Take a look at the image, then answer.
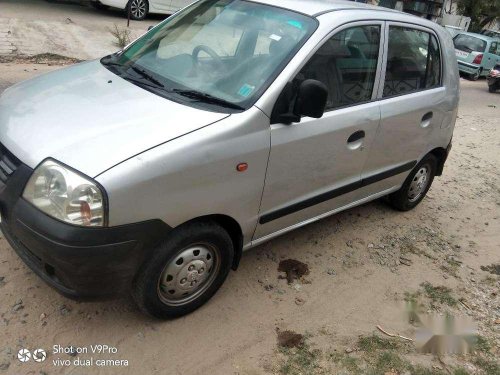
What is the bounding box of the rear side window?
[295,25,381,110]
[453,34,487,53]
[383,26,441,97]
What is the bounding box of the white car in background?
[91,0,192,20]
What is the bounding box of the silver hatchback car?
[0,0,458,318]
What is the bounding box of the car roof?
[250,0,401,17]
[456,31,496,42]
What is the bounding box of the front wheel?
[387,154,437,211]
[132,221,234,319]
[126,0,149,20]
[489,85,496,93]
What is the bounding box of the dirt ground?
[0,60,498,375]
[0,0,162,59]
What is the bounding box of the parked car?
[481,29,500,39]
[91,0,192,20]
[453,32,500,80]
[487,63,500,92]
[0,0,459,319]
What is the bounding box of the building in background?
[370,0,474,33]
[354,0,498,35]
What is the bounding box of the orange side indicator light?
[236,163,248,172]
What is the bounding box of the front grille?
[0,143,21,183]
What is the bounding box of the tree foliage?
[457,0,500,32]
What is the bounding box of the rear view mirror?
[294,79,328,119]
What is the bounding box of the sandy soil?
[0,63,498,375]
[0,0,162,59]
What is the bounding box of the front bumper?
[0,150,170,300]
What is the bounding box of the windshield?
[453,34,487,53]
[103,0,316,112]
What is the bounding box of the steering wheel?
[192,45,225,71]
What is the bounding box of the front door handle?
[347,130,365,143]
[421,112,433,128]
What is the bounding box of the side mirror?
[294,79,328,119]
[148,25,155,31]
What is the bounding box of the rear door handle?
[347,130,365,143]
[421,112,433,128]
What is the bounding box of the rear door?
[254,22,384,240]
[361,23,445,195]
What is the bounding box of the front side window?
[294,25,381,110]
[103,0,317,111]
[383,26,441,97]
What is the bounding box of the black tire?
[388,154,437,211]
[470,69,481,81]
[132,221,234,319]
[126,0,149,20]
[489,85,496,93]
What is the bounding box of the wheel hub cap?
[131,0,146,18]
[408,166,430,202]
[158,244,218,306]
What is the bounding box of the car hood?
[0,60,229,177]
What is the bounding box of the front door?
[254,23,384,240]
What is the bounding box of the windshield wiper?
[130,65,165,88]
[172,89,244,110]
[101,57,125,72]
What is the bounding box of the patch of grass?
[408,364,448,375]
[444,257,462,277]
[452,368,470,375]
[0,53,81,65]
[404,290,421,304]
[370,351,408,374]
[279,343,322,375]
[108,24,131,48]
[329,352,362,374]
[474,336,492,354]
[358,335,402,352]
[473,356,500,375]
[421,282,457,307]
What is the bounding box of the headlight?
[23,159,106,227]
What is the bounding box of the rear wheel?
[127,0,149,20]
[470,69,481,81]
[132,221,234,319]
[388,154,437,211]
[489,85,496,93]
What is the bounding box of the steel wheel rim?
[408,165,430,202]
[130,0,146,18]
[157,243,220,306]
